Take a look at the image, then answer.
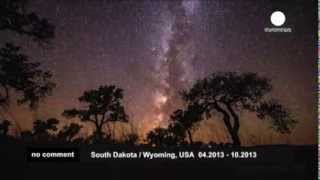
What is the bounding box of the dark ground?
[0,136,317,180]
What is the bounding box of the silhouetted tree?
[147,127,171,147]
[180,72,296,146]
[21,118,58,143]
[146,126,186,147]
[63,85,128,143]
[33,118,58,133]
[0,119,10,135]
[0,43,55,109]
[0,0,55,133]
[56,123,83,143]
[0,0,55,108]
[0,0,55,42]
[169,103,204,144]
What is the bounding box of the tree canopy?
[175,72,296,146]
[0,43,55,109]
[168,103,205,144]
[63,85,128,143]
[0,0,55,132]
[0,0,54,42]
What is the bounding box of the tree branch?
[225,102,240,131]
[213,102,233,134]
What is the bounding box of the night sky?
[1,0,317,145]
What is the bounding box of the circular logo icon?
[270,11,286,26]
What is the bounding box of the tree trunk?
[95,123,103,142]
[214,102,241,146]
[230,130,241,146]
[225,103,241,146]
[187,130,193,144]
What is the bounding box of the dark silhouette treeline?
[0,0,296,148]
[0,1,316,180]
[0,70,296,147]
[146,72,296,147]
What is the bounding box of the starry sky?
[1,0,317,145]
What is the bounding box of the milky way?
[148,0,200,130]
[0,0,316,144]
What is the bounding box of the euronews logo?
[264,11,292,33]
